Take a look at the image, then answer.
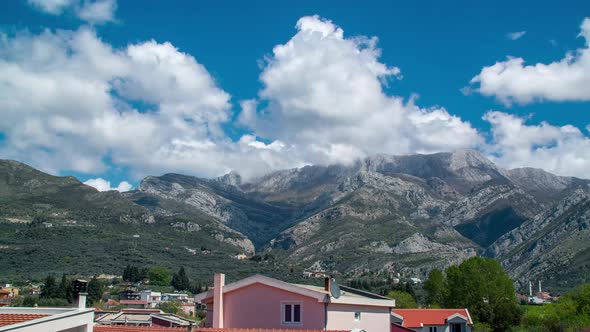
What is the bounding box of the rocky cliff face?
[2,149,589,291]
[485,186,590,291]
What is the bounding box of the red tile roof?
[392,309,473,328]
[94,327,347,332]
[120,300,148,305]
[121,309,162,314]
[0,313,47,327]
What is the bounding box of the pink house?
[195,274,396,332]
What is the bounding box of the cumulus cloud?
[28,0,74,14]
[0,26,306,180]
[76,0,117,24]
[483,111,590,178]
[2,15,589,181]
[240,15,481,166]
[506,31,526,40]
[469,18,590,105]
[28,0,116,24]
[84,178,132,192]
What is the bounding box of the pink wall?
[217,283,326,329]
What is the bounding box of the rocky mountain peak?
[215,171,242,187]
[447,149,498,172]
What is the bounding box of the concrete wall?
[326,303,391,332]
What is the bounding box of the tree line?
[122,265,204,293]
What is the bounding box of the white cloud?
[506,31,526,40]
[469,18,590,105]
[28,0,116,24]
[483,111,590,178]
[84,178,132,192]
[239,15,481,166]
[27,0,74,14]
[2,15,589,181]
[76,0,117,24]
[0,26,304,180]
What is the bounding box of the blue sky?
[1,0,589,191]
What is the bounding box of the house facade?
[391,309,473,332]
[195,273,395,332]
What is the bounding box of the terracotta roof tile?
[120,300,148,305]
[392,309,473,328]
[0,313,47,327]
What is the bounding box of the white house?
[391,309,473,332]
[0,294,94,332]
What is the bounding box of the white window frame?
[281,301,302,325]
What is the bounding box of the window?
[450,324,462,332]
[282,302,301,324]
[354,311,361,321]
[429,327,438,332]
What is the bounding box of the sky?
[1,0,589,191]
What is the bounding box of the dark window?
[450,324,462,332]
[294,304,301,322]
[285,304,292,322]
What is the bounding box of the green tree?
[149,266,172,286]
[386,290,418,308]
[87,276,104,304]
[58,274,73,303]
[22,295,38,307]
[424,268,444,307]
[171,267,190,291]
[442,257,521,332]
[160,301,183,315]
[41,274,59,299]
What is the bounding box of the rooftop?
[195,274,395,308]
[391,309,473,328]
[0,314,47,327]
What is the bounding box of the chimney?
[77,292,87,310]
[529,281,532,297]
[324,277,330,291]
[539,280,542,293]
[213,273,225,328]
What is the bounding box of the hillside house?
[195,273,395,332]
[0,291,10,307]
[139,291,161,308]
[119,300,148,309]
[391,309,473,332]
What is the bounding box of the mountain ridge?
[1,150,589,292]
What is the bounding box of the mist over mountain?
[1,149,589,292]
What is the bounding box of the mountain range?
[1,149,589,293]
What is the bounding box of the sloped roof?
[391,309,473,328]
[120,300,148,305]
[195,274,395,307]
[0,314,47,327]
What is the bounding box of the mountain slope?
[486,186,590,293]
[2,150,590,292]
[0,160,262,281]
